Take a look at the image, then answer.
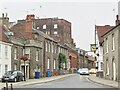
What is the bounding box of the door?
[113,61,116,81]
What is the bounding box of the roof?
[0,24,11,43]
[102,23,120,37]
[88,55,95,62]
[96,25,114,44]
[33,29,54,41]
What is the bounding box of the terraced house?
[0,20,12,79]
[103,15,120,81]
[10,14,69,78]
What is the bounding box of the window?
[101,62,103,70]
[36,50,39,61]
[46,31,50,35]
[54,31,58,35]
[37,26,39,29]
[106,38,108,53]
[53,60,56,69]
[14,47,17,60]
[112,34,115,51]
[25,48,30,59]
[0,45,1,58]
[47,58,50,69]
[51,43,53,53]
[46,42,48,52]
[0,64,1,73]
[5,46,8,59]
[54,24,58,29]
[106,60,109,75]
[5,65,8,73]
[49,43,51,52]
[43,25,46,29]
[14,64,17,70]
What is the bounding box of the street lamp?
[20,55,28,81]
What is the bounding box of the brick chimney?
[115,15,120,25]
[26,14,35,20]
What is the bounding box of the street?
[14,74,113,88]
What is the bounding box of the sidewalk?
[88,74,119,88]
[0,74,74,89]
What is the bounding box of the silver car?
[2,71,24,82]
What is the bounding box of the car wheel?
[21,77,24,81]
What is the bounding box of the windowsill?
[105,52,108,54]
[112,49,115,52]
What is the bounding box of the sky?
[0,0,119,51]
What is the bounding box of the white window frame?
[106,38,108,53]
[37,26,39,29]
[46,42,48,52]
[36,50,39,61]
[14,47,17,60]
[54,31,58,35]
[53,60,56,69]
[47,58,50,69]
[5,65,8,73]
[14,64,17,70]
[43,25,46,29]
[54,24,58,29]
[106,60,109,75]
[25,48,30,59]
[5,46,8,59]
[0,64,1,73]
[112,34,115,51]
[49,43,51,52]
[0,45,1,58]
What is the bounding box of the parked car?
[2,70,24,82]
[89,68,97,74]
[79,68,89,75]
[77,68,82,74]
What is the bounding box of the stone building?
[103,19,120,81]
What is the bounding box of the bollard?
[11,84,13,90]
[5,81,8,90]
[3,87,6,90]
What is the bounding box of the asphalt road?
[14,74,113,88]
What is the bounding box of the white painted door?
[113,62,116,81]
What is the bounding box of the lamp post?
[20,55,28,81]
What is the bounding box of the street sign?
[90,44,96,52]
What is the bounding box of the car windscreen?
[4,71,14,75]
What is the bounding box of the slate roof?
[96,25,114,44]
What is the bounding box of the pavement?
[88,74,119,88]
[0,74,119,89]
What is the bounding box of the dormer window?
[54,24,57,29]
[43,25,46,29]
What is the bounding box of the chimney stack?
[116,15,119,25]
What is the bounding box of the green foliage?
[58,53,67,63]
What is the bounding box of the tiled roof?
[10,23,34,40]
[96,25,114,44]
[0,25,11,43]
[88,55,95,61]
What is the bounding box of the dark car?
[2,70,24,82]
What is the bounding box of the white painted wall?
[95,31,103,72]
[0,41,12,78]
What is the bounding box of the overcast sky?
[0,0,119,51]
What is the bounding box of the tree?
[58,53,67,69]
